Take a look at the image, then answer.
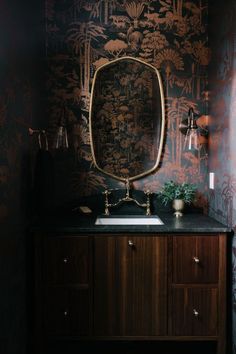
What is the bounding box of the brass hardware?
[63,258,68,263]
[193,256,200,263]
[63,310,68,316]
[128,240,134,247]
[102,189,111,215]
[102,178,152,216]
[193,309,199,317]
[144,190,151,216]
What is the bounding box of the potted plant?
[159,181,197,217]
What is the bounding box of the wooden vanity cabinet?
[93,235,167,337]
[34,232,227,354]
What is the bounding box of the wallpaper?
[44,0,210,209]
[208,0,236,352]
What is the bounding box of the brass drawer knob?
[193,309,199,317]
[193,256,200,263]
[64,310,68,316]
[63,258,68,263]
[128,240,134,247]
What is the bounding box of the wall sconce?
[28,128,49,150]
[54,104,69,150]
[179,107,208,153]
[29,105,69,150]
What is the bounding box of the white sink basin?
[95,215,164,225]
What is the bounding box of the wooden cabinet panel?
[93,236,117,336]
[44,236,89,285]
[44,287,89,336]
[94,235,167,336]
[34,230,227,354]
[171,287,218,336]
[173,235,219,283]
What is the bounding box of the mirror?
[89,56,165,182]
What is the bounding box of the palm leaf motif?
[67,21,107,53]
[154,48,184,70]
[125,1,145,28]
[67,21,107,97]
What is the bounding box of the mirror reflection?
[89,56,165,182]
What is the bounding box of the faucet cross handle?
[144,189,152,196]
[144,190,152,216]
[103,189,111,215]
[102,189,111,196]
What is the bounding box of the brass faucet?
[102,178,152,216]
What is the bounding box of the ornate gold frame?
[89,56,165,182]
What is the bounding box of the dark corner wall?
[0,0,43,353]
[208,0,236,352]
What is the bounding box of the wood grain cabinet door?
[44,236,89,285]
[94,235,167,337]
[171,287,218,336]
[173,235,219,284]
[44,287,90,336]
[43,236,91,337]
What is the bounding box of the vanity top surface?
[32,209,231,234]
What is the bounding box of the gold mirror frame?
[89,56,165,182]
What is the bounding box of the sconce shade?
[183,127,199,151]
[54,126,69,149]
[182,108,199,152]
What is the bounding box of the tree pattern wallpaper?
[43,0,209,207]
[208,0,236,352]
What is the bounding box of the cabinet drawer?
[173,235,219,283]
[44,236,89,285]
[171,287,218,336]
[44,287,89,336]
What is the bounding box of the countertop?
[32,209,232,234]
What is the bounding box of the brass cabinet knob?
[128,240,134,247]
[193,309,199,317]
[193,256,200,263]
[64,310,68,316]
[63,258,68,263]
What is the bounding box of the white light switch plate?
[209,172,215,189]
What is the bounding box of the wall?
[44,0,210,210]
[0,0,43,353]
[208,0,236,351]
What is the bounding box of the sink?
[95,215,164,225]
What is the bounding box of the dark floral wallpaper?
[43,0,210,208]
[208,0,236,352]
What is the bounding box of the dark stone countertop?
[31,209,232,235]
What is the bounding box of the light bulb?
[183,127,199,151]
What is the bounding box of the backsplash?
[43,0,209,210]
